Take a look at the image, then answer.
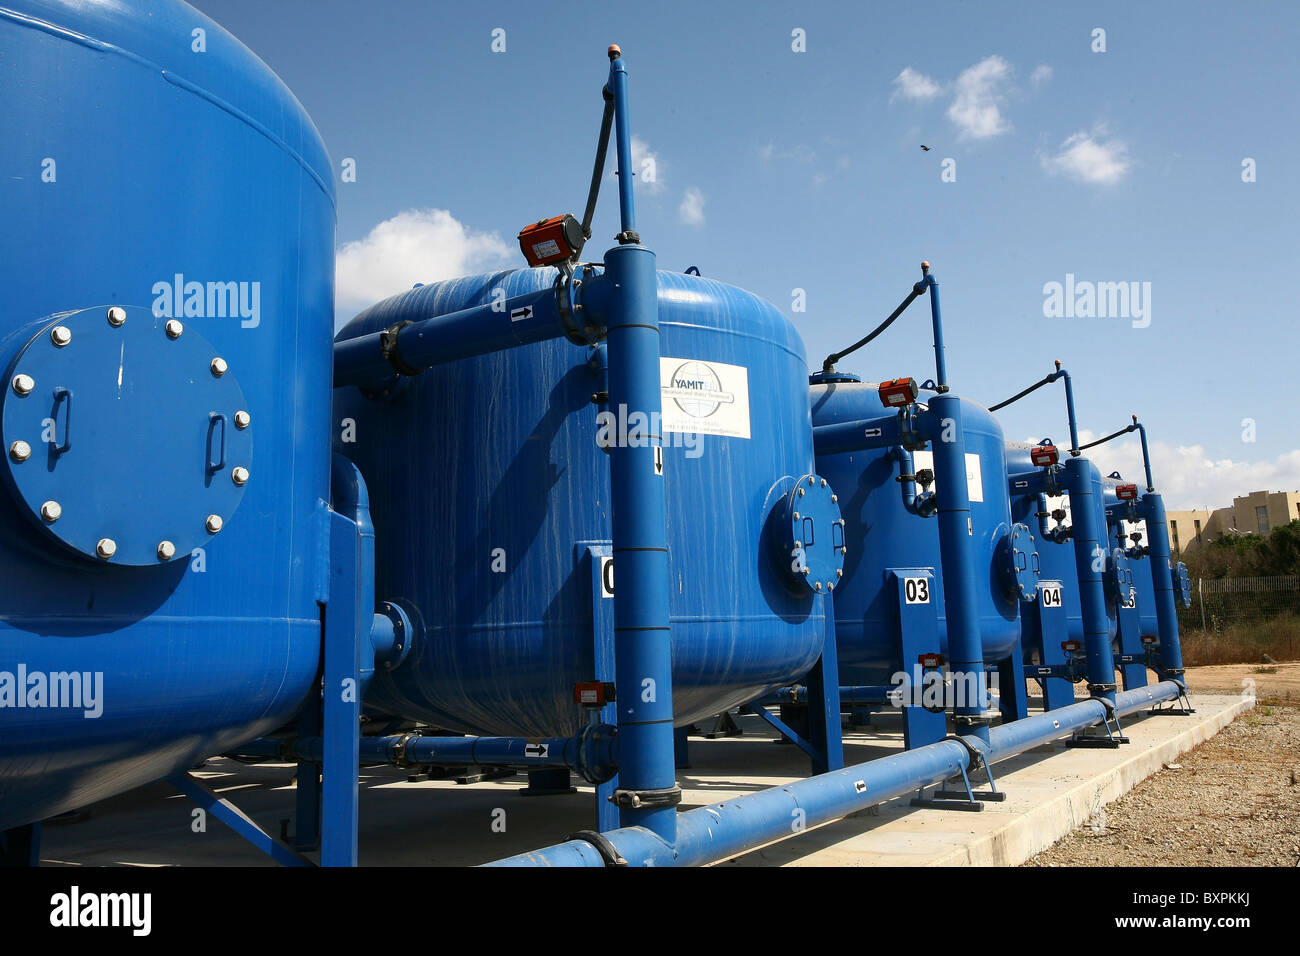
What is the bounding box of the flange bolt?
[234,410,251,429]
[40,500,61,522]
[210,357,228,377]
[231,466,249,486]
[50,326,72,347]
[96,538,117,559]
[12,374,34,396]
[9,440,31,462]
[107,307,126,327]
[206,514,223,534]
[157,540,176,561]
[166,320,184,339]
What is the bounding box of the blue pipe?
[919,395,991,740]
[601,47,678,842]
[1055,366,1081,456]
[333,286,574,389]
[487,681,1182,866]
[1133,420,1155,491]
[919,263,948,389]
[1137,491,1186,676]
[1062,457,1118,703]
[811,411,903,456]
[230,730,618,781]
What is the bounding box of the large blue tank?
[0,0,334,829]
[810,378,1023,683]
[1005,443,1123,658]
[333,269,827,738]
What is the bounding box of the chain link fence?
[1177,576,1300,665]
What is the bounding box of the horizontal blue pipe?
[485,680,1181,867]
[229,730,617,780]
[333,286,571,389]
[811,413,902,456]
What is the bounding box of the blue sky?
[194,0,1300,510]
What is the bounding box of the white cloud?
[335,208,513,327]
[1026,430,1300,511]
[947,55,1014,139]
[1030,64,1053,87]
[678,187,705,228]
[1041,129,1131,184]
[610,135,663,193]
[892,66,943,102]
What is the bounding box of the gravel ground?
[1027,663,1300,867]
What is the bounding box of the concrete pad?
[37,693,1251,867]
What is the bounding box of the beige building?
[1167,489,1300,554]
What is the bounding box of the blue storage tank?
[0,0,334,829]
[1101,475,1160,639]
[810,377,1024,683]
[1005,444,1125,653]
[333,269,829,738]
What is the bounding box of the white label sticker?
[529,239,561,260]
[653,445,663,476]
[510,305,533,322]
[524,743,550,758]
[660,357,751,439]
[1040,583,1063,608]
[911,450,984,503]
[904,576,931,604]
[599,556,614,598]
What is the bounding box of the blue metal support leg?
[892,569,947,750]
[804,592,845,774]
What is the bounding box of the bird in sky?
[920,145,932,151]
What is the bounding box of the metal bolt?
[808,476,816,486]
[821,478,828,487]
[107,306,126,327]
[96,538,117,559]
[206,514,223,534]
[231,466,249,486]
[794,541,803,550]
[830,494,838,503]
[792,512,801,521]
[157,540,176,561]
[802,567,811,576]
[234,410,251,429]
[165,319,184,339]
[210,357,228,377]
[827,582,835,591]
[836,568,844,578]
[814,582,823,592]
[797,488,805,497]
[9,440,31,462]
[50,326,72,347]
[12,374,34,396]
[40,500,61,522]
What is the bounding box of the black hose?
[822,286,923,373]
[579,92,615,252]
[988,374,1054,413]
[1076,424,1135,452]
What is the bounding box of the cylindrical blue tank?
[1100,476,1159,638]
[0,0,334,829]
[333,269,827,738]
[1005,443,1123,656]
[810,378,1022,684]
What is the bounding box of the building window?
[1171,524,1180,554]
[1257,506,1269,535]
[1194,519,1202,541]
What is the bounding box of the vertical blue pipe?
[1139,491,1186,675]
[602,47,678,841]
[1063,457,1117,702]
[1134,422,1155,491]
[921,265,948,389]
[924,393,990,741]
[607,47,637,238]
[1058,369,1081,455]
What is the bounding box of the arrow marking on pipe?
[510,306,534,322]
[524,743,549,758]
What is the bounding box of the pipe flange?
[615,230,641,245]
[380,320,423,377]
[943,733,990,768]
[566,829,628,867]
[609,785,681,810]
[391,732,422,769]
